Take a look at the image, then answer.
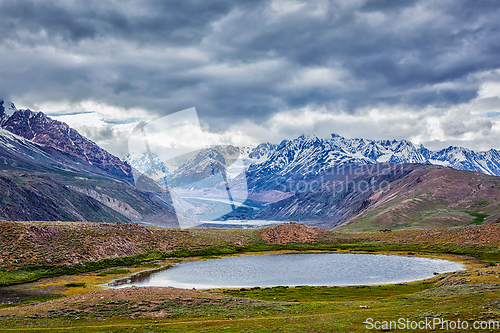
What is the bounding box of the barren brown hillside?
[258,222,323,244]
[340,167,500,231]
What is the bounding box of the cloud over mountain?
[1,0,500,154]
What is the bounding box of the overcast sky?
[2,0,500,157]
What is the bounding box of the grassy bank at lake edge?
[1,221,500,286]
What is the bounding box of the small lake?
[109,253,464,289]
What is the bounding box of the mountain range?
[2,99,500,231]
[123,127,500,230]
[246,133,500,180]
[236,135,500,229]
[126,132,500,192]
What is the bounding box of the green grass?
[464,211,489,225]
[2,241,499,287]
[220,284,434,302]
[1,221,499,332]
[2,220,500,287]
[96,269,131,276]
[0,252,165,286]
[64,282,86,288]
[1,282,499,332]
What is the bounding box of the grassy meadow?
[0,221,498,332]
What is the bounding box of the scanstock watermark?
[274,163,405,195]
[127,108,249,228]
[364,317,500,330]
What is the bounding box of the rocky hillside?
[0,101,133,182]
[259,222,323,244]
[0,220,261,271]
[223,163,500,230]
[0,128,177,224]
[249,163,436,228]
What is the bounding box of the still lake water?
[110,253,464,289]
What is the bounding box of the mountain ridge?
[247,133,500,184]
[124,132,500,197]
[0,101,133,182]
[0,117,177,225]
[2,99,500,231]
[338,166,500,231]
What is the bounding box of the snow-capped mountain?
[125,143,278,185]
[238,143,278,170]
[247,133,500,184]
[124,131,500,196]
[123,152,169,175]
[241,143,278,162]
[125,145,243,189]
[248,134,368,180]
[0,100,17,123]
[123,152,170,185]
[0,100,133,182]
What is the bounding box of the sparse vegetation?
[1,221,500,286]
[96,269,131,276]
[64,282,86,288]
[0,261,498,332]
[339,167,500,231]
[464,211,489,225]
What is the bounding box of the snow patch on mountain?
[0,100,17,117]
[125,143,279,184]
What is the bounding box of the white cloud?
[190,85,500,152]
[478,81,500,99]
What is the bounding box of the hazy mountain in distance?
[125,143,278,186]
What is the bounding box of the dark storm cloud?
[1,0,500,125]
[361,0,420,11]
[0,0,237,45]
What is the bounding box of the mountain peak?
[297,133,319,141]
[0,100,18,121]
[1,106,133,182]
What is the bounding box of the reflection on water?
[109,253,465,289]
[108,265,173,287]
[0,284,54,304]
